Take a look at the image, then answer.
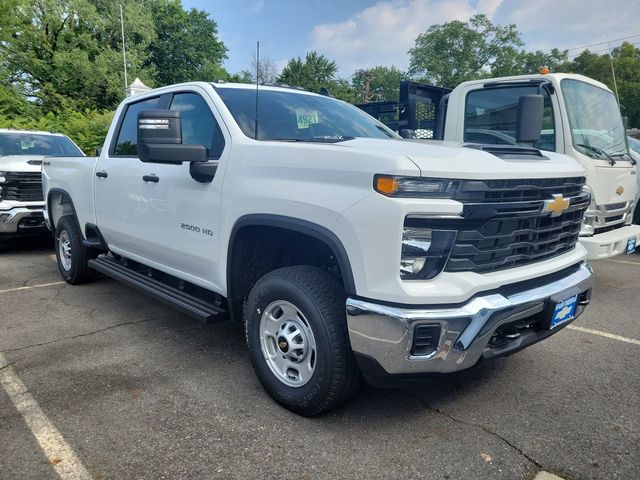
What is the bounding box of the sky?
[183,0,640,79]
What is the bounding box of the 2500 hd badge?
[180,223,213,236]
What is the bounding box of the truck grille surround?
[2,172,44,202]
[406,177,589,274]
[593,200,635,235]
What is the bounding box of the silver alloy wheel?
[259,300,317,388]
[58,230,72,271]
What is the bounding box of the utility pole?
[120,4,128,93]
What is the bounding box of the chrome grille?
[593,200,634,234]
[2,172,43,202]
[407,177,589,274]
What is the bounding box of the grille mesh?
[3,172,43,202]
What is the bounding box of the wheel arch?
[47,188,80,236]
[226,214,356,321]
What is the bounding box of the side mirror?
[137,109,207,164]
[516,94,544,144]
[399,129,416,139]
[95,147,102,156]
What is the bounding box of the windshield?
[215,87,397,141]
[0,132,84,157]
[561,79,628,159]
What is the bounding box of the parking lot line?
[0,353,92,480]
[0,281,65,295]
[567,325,640,346]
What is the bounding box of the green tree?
[277,51,338,93]
[491,48,569,77]
[408,14,523,87]
[352,66,407,103]
[0,0,156,112]
[146,0,227,86]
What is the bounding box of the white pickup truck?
[43,82,594,415]
[0,129,84,240]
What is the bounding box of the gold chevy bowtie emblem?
[544,194,570,217]
[616,186,624,195]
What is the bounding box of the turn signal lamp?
[374,175,460,198]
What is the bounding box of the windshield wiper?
[610,152,636,165]
[270,136,355,143]
[576,143,616,166]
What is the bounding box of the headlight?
[401,221,457,280]
[579,185,596,237]
[375,175,461,198]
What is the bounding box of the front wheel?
[245,266,361,416]
[54,216,94,284]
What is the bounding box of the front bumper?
[0,206,47,235]
[346,262,593,379]
[580,224,640,259]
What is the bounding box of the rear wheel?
[54,216,95,284]
[245,265,361,416]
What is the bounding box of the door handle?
[143,174,159,183]
[96,170,108,178]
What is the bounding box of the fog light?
[400,222,457,280]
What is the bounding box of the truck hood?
[339,138,585,180]
[0,155,45,173]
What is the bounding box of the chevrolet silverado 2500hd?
[43,82,594,415]
[359,74,640,259]
[1,129,83,240]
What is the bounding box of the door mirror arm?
[190,161,218,183]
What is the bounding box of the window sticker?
[21,139,35,149]
[296,108,319,129]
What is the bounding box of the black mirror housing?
[137,109,207,164]
[622,115,629,130]
[516,94,544,144]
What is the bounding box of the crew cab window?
[113,96,161,155]
[169,92,225,158]
[464,86,555,152]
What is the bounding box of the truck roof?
[457,73,612,93]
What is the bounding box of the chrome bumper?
[346,262,594,376]
[0,206,46,234]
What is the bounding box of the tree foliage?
[146,0,227,86]
[352,66,407,103]
[277,51,338,93]
[409,14,523,87]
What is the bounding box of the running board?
[88,257,227,324]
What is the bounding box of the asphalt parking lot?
[1,239,639,480]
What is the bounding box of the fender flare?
[227,214,357,295]
[47,188,81,235]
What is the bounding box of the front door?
[94,87,228,292]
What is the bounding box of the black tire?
[54,215,95,284]
[245,265,362,416]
